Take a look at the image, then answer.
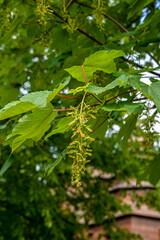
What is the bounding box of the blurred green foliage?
[0,0,160,239]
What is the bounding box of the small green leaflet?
[20,91,52,108]
[45,116,73,139]
[129,78,160,111]
[0,17,22,44]
[45,149,68,176]
[0,155,15,177]
[149,78,159,84]
[90,117,108,139]
[0,79,70,120]
[0,101,37,120]
[105,74,128,89]
[3,134,17,146]
[65,50,125,82]
[148,81,160,111]
[146,155,160,185]
[0,86,19,107]
[118,114,138,148]
[65,66,83,82]
[103,102,145,115]
[8,104,57,152]
[46,77,70,104]
[138,154,160,185]
[87,74,130,94]
[128,0,155,19]
[138,37,160,47]
[87,84,106,95]
[20,78,70,108]
[128,77,150,98]
[128,66,160,75]
[68,86,87,95]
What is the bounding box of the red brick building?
[89,179,160,240]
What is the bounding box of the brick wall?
[117,215,160,240]
[88,215,160,239]
[88,225,106,240]
[116,216,132,232]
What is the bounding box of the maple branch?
[120,58,160,77]
[146,51,160,66]
[2,0,10,6]
[74,0,134,39]
[77,28,103,45]
[105,90,137,104]
[88,103,101,108]
[74,0,160,69]
[52,10,103,45]
[52,10,160,77]
[53,90,141,112]
[58,92,102,104]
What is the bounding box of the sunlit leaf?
[9,104,57,152]
[148,81,160,111]
[118,114,138,147]
[45,149,68,176]
[65,50,125,82]
[0,155,15,177]
[45,116,73,139]
[103,102,145,115]
[0,101,37,120]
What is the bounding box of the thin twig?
[74,0,134,39]
[82,65,88,84]
[51,10,160,77]
[88,103,101,108]
[74,0,160,67]
[2,0,10,6]
[53,108,72,112]
[89,117,109,135]
[91,93,103,104]
[63,0,65,9]
[53,89,142,112]
[146,51,159,66]
[105,90,137,104]
[52,10,104,45]
[121,58,160,77]
[77,28,103,45]
[66,0,74,9]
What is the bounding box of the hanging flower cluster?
[67,105,96,187]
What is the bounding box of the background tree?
[0,0,160,239]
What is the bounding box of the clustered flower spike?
[67,106,96,187]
